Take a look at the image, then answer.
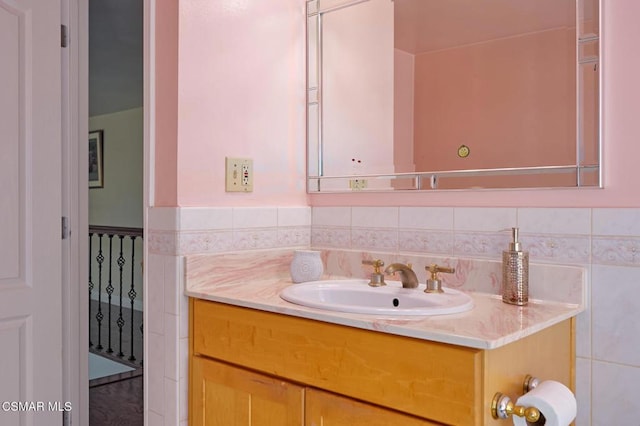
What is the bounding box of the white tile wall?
[146,206,311,425]
[147,410,164,426]
[352,206,399,228]
[148,206,640,426]
[575,357,591,426]
[593,208,640,236]
[311,206,351,227]
[147,331,165,416]
[453,207,517,231]
[149,207,311,256]
[148,207,180,231]
[518,208,591,235]
[575,298,592,358]
[232,207,278,228]
[163,377,179,425]
[278,206,312,226]
[591,360,640,426]
[179,337,189,422]
[147,254,165,336]
[310,206,640,426]
[399,206,454,230]
[592,265,640,366]
[163,313,179,381]
[178,207,233,230]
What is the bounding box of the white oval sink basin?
[280,279,474,316]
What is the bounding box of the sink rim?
[280,279,474,316]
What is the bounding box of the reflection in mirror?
[307,0,601,192]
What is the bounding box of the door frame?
[61,0,89,424]
[143,0,154,422]
[64,0,153,423]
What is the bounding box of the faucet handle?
[362,259,386,287]
[426,264,455,279]
[425,264,455,293]
[362,259,384,271]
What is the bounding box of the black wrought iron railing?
[89,225,143,366]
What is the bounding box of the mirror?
[306,0,600,191]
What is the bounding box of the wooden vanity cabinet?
[191,356,304,425]
[190,357,432,426]
[190,299,574,426]
[305,388,439,425]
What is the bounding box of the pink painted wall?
[321,0,394,191]
[394,49,415,173]
[413,28,576,179]
[153,1,179,206]
[312,1,640,207]
[153,0,640,208]
[155,0,308,207]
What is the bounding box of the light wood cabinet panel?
[191,356,304,426]
[480,319,574,424]
[190,298,574,426]
[192,299,482,425]
[305,388,440,426]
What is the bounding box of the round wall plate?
[457,144,470,158]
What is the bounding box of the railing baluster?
[95,234,104,350]
[88,233,94,348]
[117,236,126,358]
[106,235,114,354]
[139,322,143,366]
[89,225,143,366]
[128,236,137,362]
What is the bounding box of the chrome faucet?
[384,263,419,289]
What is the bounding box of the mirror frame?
[306,0,602,192]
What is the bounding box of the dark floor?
[89,371,143,426]
[89,299,144,426]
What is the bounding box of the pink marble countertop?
[185,276,583,350]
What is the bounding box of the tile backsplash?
[312,207,640,267]
[310,206,640,426]
[148,206,311,255]
[148,206,640,426]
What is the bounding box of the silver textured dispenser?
[502,227,529,305]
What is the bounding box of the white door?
[0,0,64,425]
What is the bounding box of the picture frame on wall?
[89,130,104,188]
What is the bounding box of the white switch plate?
[225,157,253,192]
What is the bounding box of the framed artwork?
[89,130,104,188]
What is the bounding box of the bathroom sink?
[280,279,474,316]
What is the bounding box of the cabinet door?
[191,356,304,426]
[305,388,440,426]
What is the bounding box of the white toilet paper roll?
[512,380,576,426]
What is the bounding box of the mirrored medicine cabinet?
[306,0,601,192]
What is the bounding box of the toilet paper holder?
[491,375,541,422]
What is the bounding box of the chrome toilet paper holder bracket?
[491,375,541,422]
